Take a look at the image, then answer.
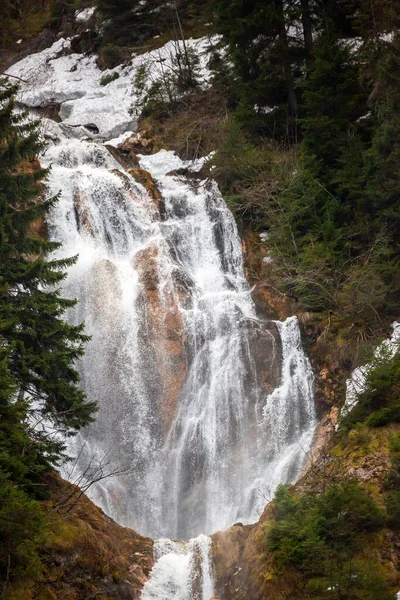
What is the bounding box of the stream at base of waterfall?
[141,537,213,600]
[40,124,316,597]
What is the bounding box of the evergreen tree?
[0,351,47,588]
[300,19,366,190]
[209,0,332,135]
[362,31,400,246]
[0,79,97,465]
[210,0,303,134]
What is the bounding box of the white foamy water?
[141,536,213,600]
[35,96,317,599]
[42,129,316,542]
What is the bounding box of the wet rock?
[84,122,100,134]
[129,168,164,215]
[121,131,154,154]
[110,168,132,191]
[106,144,140,170]
[133,244,188,431]
[73,186,93,234]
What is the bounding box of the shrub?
[384,434,400,529]
[100,71,119,86]
[268,483,388,598]
[100,44,121,69]
[0,472,45,585]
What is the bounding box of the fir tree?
[362,31,400,245]
[0,350,47,587]
[300,19,365,186]
[0,80,97,464]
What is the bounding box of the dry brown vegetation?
[140,88,227,160]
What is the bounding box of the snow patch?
[75,7,96,22]
[7,36,220,139]
[138,149,214,177]
[103,130,135,148]
[343,322,400,417]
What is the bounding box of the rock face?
[133,243,188,431]
[9,473,153,600]
[129,168,164,215]
[212,523,255,599]
[211,504,280,600]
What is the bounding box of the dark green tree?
[0,80,97,464]
[210,0,301,127]
[0,350,47,589]
[300,19,365,186]
[362,31,400,247]
[268,483,390,599]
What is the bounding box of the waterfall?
[5,27,319,599]
[40,120,316,596]
[141,536,213,600]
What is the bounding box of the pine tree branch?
[1,72,27,83]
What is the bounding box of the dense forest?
[0,0,400,598]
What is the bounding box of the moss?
[112,571,121,583]
[100,71,119,86]
[8,473,153,600]
[99,44,121,69]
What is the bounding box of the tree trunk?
[300,0,313,60]
[274,0,297,115]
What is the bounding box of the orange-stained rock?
[105,143,140,170]
[110,168,132,190]
[300,405,339,475]
[129,167,164,215]
[133,243,187,431]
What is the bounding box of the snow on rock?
[103,130,135,148]
[138,149,186,176]
[138,149,214,177]
[6,38,99,106]
[343,322,400,417]
[7,35,220,139]
[75,7,96,22]
[39,118,97,143]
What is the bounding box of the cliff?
[7,473,153,600]
[2,3,400,599]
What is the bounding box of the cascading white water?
[41,121,316,598]
[141,536,213,600]
[42,129,316,540]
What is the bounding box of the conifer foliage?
[0,80,97,587]
[0,80,97,456]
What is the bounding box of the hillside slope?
[8,473,153,600]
